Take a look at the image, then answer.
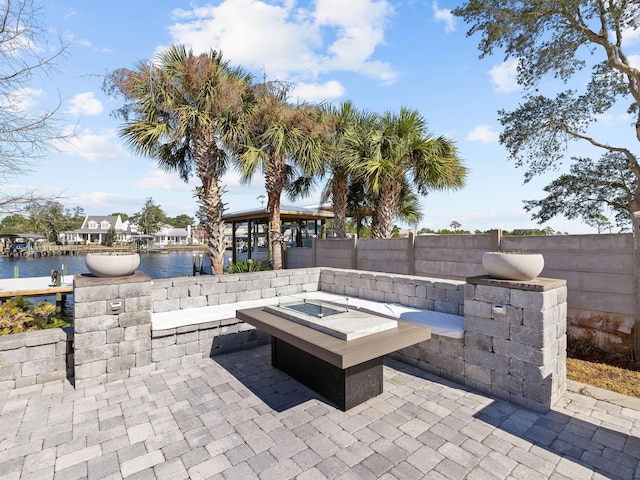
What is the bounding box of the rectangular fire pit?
[264,295,397,341]
[237,302,431,411]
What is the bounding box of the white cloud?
[595,112,631,125]
[466,125,500,143]
[629,54,640,70]
[291,80,345,102]
[66,92,103,116]
[133,169,195,191]
[167,0,398,85]
[0,87,44,112]
[488,59,519,93]
[60,128,130,161]
[69,191,141,214]
[432,1,455,33]
[621,27,640,45]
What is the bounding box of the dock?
[1,245,79,258]
[0,276,73,299]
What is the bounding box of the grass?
[567,338,640,399]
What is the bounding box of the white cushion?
[152,290,464,338]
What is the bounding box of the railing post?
[489,229,502,251]
[633,211,640,359]
[311,237,317,267]
[352,235,358,270]
[408,230,416,275]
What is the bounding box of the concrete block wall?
[151,319,270,368]
[319,268,465,316]
[393,276,567,413]
[287,231,632,356]
[148,268,321,366]
[0,328,70,391]
[314,237,356,269]
[357,237,413,275]
[391,335,465,384]
[464,276,567,412]
[151,268,321,313]
[73,272,153,389]
[502,234,634,355]
[4,267,564,413]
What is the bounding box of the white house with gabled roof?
[60,215,128,245]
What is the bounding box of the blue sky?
[11,0,639,233]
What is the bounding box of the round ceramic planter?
[482,252,544,281]
[85,253,140,277]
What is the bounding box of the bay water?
[0,251,227,318]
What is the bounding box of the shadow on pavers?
[386,356,640,480]
[211,341,334,412]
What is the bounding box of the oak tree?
[454,1,640,225]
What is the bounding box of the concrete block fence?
[287,229,637,356]
[1,267,567,412]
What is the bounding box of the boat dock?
[0,276,73,307]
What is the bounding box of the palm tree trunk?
[332,171,348,238]
[268,191,284,270]
[371,182,402,238]
[194,141,226,275]
[265,154,287,270]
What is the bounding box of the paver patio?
[1,344,639,479]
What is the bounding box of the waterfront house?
[59,215,127,245]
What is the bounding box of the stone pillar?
[73,272,153,389]
[464,276,567,413]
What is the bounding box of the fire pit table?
[236,295,431,411]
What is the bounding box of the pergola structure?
[222,205,334,265]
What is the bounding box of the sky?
[8,0,639,234]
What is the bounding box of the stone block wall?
[395,275,567,413]
[2,267,566,413]
[151,268,321,313]
[464,276,567,412]
[319,268,465,316]
[391,335,465,384]
[73,272,153,389]
[150,319,269,368]
[0,328,70,391]
[149,268,321,366]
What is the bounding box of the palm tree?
[235,82,327,269]
[359,107,467,238]
[105,45,252,274]
[322,101,376,238]
[344,176,423,238]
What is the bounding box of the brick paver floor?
[2,344,640,479]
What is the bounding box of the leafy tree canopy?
[111,212,130,222]
[132,198,166,235]
[24,201,84,241]
[453,0,640,225]
[523,152,635,230]
[166,214,195,228]
[0,0,72,215]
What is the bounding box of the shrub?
[0,298,69,335]
[226,258,272,273]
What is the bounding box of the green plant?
[226,259,272,273]
[0,298,69,335]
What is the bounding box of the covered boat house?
[222,204,334,265]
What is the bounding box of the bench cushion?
[152,297,281,331]
[151,290,464,339]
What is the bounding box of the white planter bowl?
[482,252,544,281]
[85,253,140,277]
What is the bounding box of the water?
[0,251,227,318]
[0,251,221,279]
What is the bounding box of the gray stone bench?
[152,297,282,331]
[151,290,464,339]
